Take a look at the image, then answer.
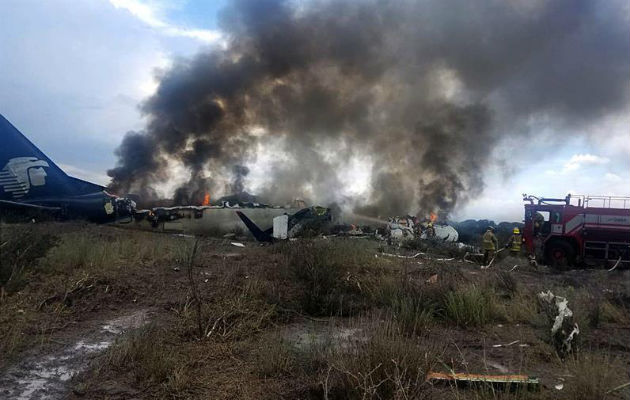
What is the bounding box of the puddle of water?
[0,310,149,400]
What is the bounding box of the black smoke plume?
[108,0,629,214]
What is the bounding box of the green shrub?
[444,284,500,327]
[390,295,434,334]
[0,225,58,293]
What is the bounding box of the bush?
[494,271,518,298]
[444,284,501,327]
[370,277,438,335]
[0,225,58,293]
[104,325,177,384]
[284,240,374,316]
[388,294,435,335]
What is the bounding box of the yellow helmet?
[513,227,520,234]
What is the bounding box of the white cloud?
[604,172,623,183]
[562,153,609,172]
[109,0,222,43]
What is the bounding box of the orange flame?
[429,212,437,223]
[202,192,210,206]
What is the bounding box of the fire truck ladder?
[568,194,630,209]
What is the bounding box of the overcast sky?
[1,0,628,222]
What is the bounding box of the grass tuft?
[284,240,375,316]
[320,317,443,399]
[0,225,58,293]
[564,352,628,400]
[256,336,297,377]
[104,325,177,384]
[444,284,501,327]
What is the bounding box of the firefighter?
[482,226,498,265]
[426,221,436,238]
[533,212,544,234]
[506,227,523,256]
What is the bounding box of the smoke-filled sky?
[1,0,628,221]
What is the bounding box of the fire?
[429,212,437,223]
[202,192,210,206]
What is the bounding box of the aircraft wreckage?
[0,113,460,243]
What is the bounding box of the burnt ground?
[0,222,628,399]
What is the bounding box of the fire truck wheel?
[546,240,576,270]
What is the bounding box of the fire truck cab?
[522,194,630,269]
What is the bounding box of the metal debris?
[538,290,580,356]
[384,215,459,244]
[426,371,540,390]
[608,256,622,272]
[492,340,519,348]
[378,252,424,259]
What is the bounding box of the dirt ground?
[0,222,628,399]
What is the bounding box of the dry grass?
[563,352,628,400]
[589,300,629,327]
[255,336,298,378]
[493,271,519,299]
[103,325,177,384]
[0,223,187,368]
[2,224,629,399]
[502,290,539,324]
[254,315,445,399]
[40,230,183,274]
[0,224,58,293]
[318,317,444,399]
[282,240,379,316]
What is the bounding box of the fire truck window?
[552,212,561,223]
[534,211,550,234]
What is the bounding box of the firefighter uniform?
[426,222,435,238]
[507,228,523,256]
[482,227,498,265]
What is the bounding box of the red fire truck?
[522,194,630,268]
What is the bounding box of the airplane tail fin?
[235,211,274,242]
[0,114,104,202]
